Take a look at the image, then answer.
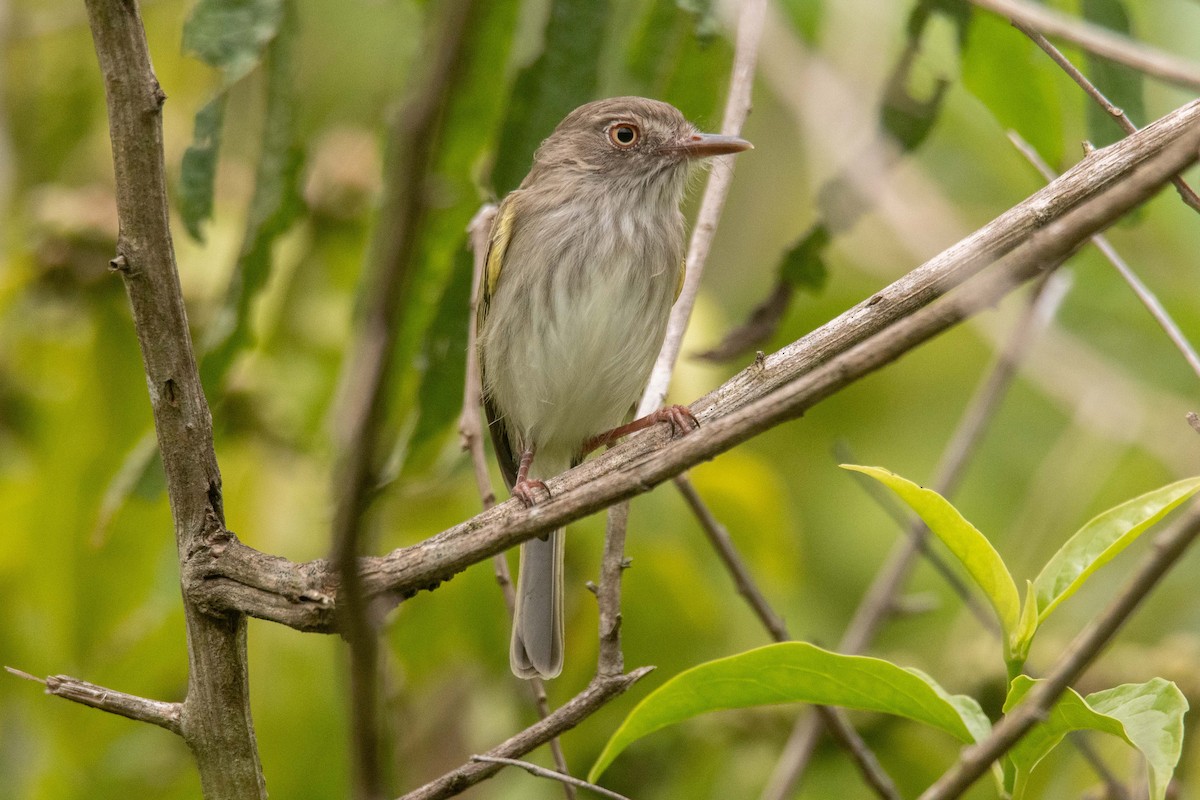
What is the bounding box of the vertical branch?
[83,0,264,797]
[330,2,475,797]
[595,0,764,681]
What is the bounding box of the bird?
[476,97,752,679]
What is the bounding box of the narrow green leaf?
[200,2,304,389]
[1005,676,1187,800]
[1033,477,1200,622]
[1011,579,1040,671]
[1081,0,1145,147]
[179,96,227,242]
[400,244,473,476]
[492,0,610,195]
[180,0,286,241]
[589,642,989,781]
[1088,679,1189,800]
[842,465,1021,644]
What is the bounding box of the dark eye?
[608,123,640,148]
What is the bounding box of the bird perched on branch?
[477,97,752,679]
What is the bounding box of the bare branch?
[7,667,183,736]
[812,705,903,800]
[968,0,1200,91]
[1188,411,1200,435]
[187,103,1200,636]
[1011,21,1200,214]
[83,0,263,794]
[918,503,1200,799]
[469,756,631,800]
[1008,131,1200,381]
[596,499,630,677]
[397,669,653,800]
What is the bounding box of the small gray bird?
[477,97,752,679]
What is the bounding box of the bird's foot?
[513,477,550,507]
[583,404,700,454]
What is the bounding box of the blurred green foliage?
[2,0,1200,799]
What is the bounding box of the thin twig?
[674,474,789,641]
[397,669,653,800]
[1008,130,1200,380]
[638,0,765,415]
[1011,21,1200,215]
[812,706,903,800]
[591,0,764,737]
[470,756,632,800]
[460,204,574,797]
[329,2,476,796]
[918,503,1200,799]
[967,0,1200,91]
[6,667,183,736]
[1188,412,1200,435]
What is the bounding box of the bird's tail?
[510,453,569,679]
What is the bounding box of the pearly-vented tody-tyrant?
[477,97,751,679]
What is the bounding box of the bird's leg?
[512,445,550,507]
[582,404,699,455]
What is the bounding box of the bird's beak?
[667,132,754,158]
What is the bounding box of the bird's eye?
[608,123,640,148]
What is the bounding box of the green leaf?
[200,2,304,389]
[842,465,1021,647]
[179,96,227,242]
[1082,0,1145,148]
[1004,676,1187,800]
[1033,477,1200,622]
[491,0,611,196]
[589,642,989,781]
[962,10,1063,166]
[1011,579,1040,672]
[182,0,284,83]
[180,0,287,241]
[778,225,830,293]
[1088,679,1189,800]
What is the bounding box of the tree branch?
[83,0,264,795]
[918,503,1200,799]
[186,101,1200,633]
[396,669,652,800]
[6,667,183,736]
[968,0,1200,91]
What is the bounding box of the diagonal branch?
[187,102,1200,636]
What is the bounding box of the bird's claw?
[660,404,699,437]
[513,478,550,507]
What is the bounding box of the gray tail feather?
[510,527,564,679]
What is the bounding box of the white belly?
[481,234,678,466]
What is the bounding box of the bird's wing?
[675,257,686,302]
[478,195,521,490]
